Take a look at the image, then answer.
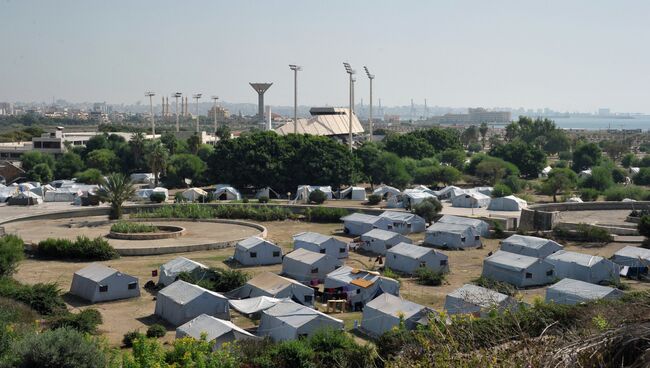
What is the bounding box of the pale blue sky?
[1,0,649,112]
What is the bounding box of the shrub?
[490,220,506,239]
[603,185,646,201]
[633,167,650,185]
[415,267,445,286]
[553,160,568,168]
[0,277,65,315]
[308,189,327,204]
[638,216,650,239]
[501,175,524,193]
[123,330,145,348]
[110,221,157,233]
[242,197,249,203]
[553,224,613,243]
[179,267,249,293]
[48,309,103,333]
[492,183,512,198]
[367,194,382,205]
[258,196,270,204]
[0,235,24,277]
[149,192,166,203]
[146,323,167,338]
[580,188,600,202]
[174,192,186,203]
[75,168,104,185]
[382,267,400,280]
[13,327,107,368]
[412,197,442,224]
[133,203,296,222]
[304,207,349,223]
[36,236,119,261]
[558,151,572,161]
[474,276,517,296]
[579,166,614,191]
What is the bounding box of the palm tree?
[479,122,489,148]
[146,141,168,187]
[99,173,136,220]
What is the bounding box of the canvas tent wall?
[228,296,283,315]
[258,300,344,341]
[545,278,623,305]
[424,222,481,249]
[482,250,555,287]
[282,248,341,283]
[341,213,381,236]
[444,284,518,316]
[372,185,401,199]
[133,187,168,202]
[402,190,436,209]
[474,186,494,196]
[376,211,426,234]
[234,236,282,266]
[293,232,349,259]
[545,250,621,285]
[361,293,427,336]
[323,266,400,308]
[500,235,563,259]
[359,229,412,255]
[339,186,366,200]
[44,188,82,202]
[228,272,314,306]
[433,186,462,200]
[411,185,436,195]
[386,242,449,275]
[155,280,230,326]
[130,173,155,184]
[69,263,140,303]
[487,195,527,211]
[294,185,333,202]
[159,257,209,286]
[182,188,208,202]
[176,314,257,350]
[7,191,42,206]
[437,215,490,236]
[451,192,491,208]
[611,246,650,277]
[214,184,241,200]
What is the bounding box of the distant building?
[439,108,511,125]
[208,106,230,120]
[275,108,364,139]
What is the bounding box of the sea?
[542,117,650,131]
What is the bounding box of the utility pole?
[173,92,182,132]
[364,66,374,140]
[192,93,202,133]
[343,63,356,152]
[211,96,219,145]
[289,65,302,134]
[145,91,155,136]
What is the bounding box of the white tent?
[411,185,436,195]
[474,186,494,196]
[401,190,436,209]
[0,186,17,202]
[341,213,381,236]
[158,257,209,286]
[324,266,400,308]
[424,222,481,249]
[228,296,283,315]
[372,185,401,199]
[361,294,428,336]
[539,166,552,178]
[611,246,650,276]
[444,284,518,317]
[133,187,169,202]
[234,236,282,266]
[155,280,230,326]
[437,215,490,237]
[228,272,315,306]
[487,195,527,211]
[500,235,563,259]
[482,250,555,287]
[339,186,366,200]
[258,300,344,341]
[545,278,623,305]
[69,263,140,303]
[214,184,241,200]
[130,173,155,184]
[282,248,341,283]
[433,185,462,199]
[578,169,592,178]
[182,188,208,202]
[377,211,426,234]
[452,192,491,208]
[29,184,54,197]
[176,314,257,350]
[293,232,348,259]
[545,250,620,285]
[294,185,333,202]
[7,191,43,206]
[44,187,82,202]
[359,229,412,255]
[386,242,449,275]
[566,196,583,203]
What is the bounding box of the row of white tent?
[1,181,100,205]
[341,211,427,236]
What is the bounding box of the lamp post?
[211,96,219,145]
[289,64,302,134]
[343,63,356,152]
[173,92,182,132]
[364,66,374,140]
[192,93,202,133]
[145,91,156,136]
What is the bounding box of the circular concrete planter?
[108,225,186,240]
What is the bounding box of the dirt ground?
[11,219,650,347]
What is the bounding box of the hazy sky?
[2,0,650,113]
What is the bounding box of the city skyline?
[2,1,650,113]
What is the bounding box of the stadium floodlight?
[145,91,156,136]
[289,64,302,135]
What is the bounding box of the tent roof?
[74,263,119,283]
[613,246,650,261]
[388,242,437,259]
[448,284,510,307]
[366,293,424,319]
[438,215,487,228]
[485,250,541,272]
[263,300,342,328]
[183,187,208,196]
[159,280,226,304]
[502,234,561,250]
[380,211,421,222]
[237,236,275,250]
[372,185,401,196]
[427,222,473,235]
[548,278,620,299]
[161,257,207,273]
[246,272,306,295]
[546,250,605,267]
[326,265,387,288]
[293,232,334,245]
[177,314,254,341]
[285,248,328,264]
[341,213,380,224]
[229,296,283,315]
[361,228,403,241]
[457,191,490,200]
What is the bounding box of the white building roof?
[380,211,421,222]
[341,213,380,224]
[275,108,364,136]
[485,250,541,272]
[326,265,384,286]
[236,236,273,250]
[293,232,333,245]
[437,215,486,228]
[501,235,560,251]
[162,257,208,274]
[613,246,650,261]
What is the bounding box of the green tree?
[580,166,614,191]
[216,125,231,141]
[621,153,636,168]
[187,133,202,155]
[479,122,489,148]
[376,151,412,188]
[572,143,602,172]
[85,148,119,173]
[160,132,181,155]
[600,140,628,161]
[411,127,462,152]
[541,168,578,202]
[384,133,435,159]
[355,142,384,188]
[490,140,547,178]
[26,163,53,183]
[75,168,104,185]
[0,234,23,277]
[638,215,650,238]
[412,197,442,224]
[98,173,135,220]
[12,328,107,368]
[128,132,147,171]
[460,125,480,147]
[633,168,650,185]
[476,160,508,185]
[146,141,168,187]
[55,152,84,180]
[492,184,512,198]
[438,149,466,170]
[543,130,571,154]
[436,166,461,185]
[167,154,207,187]
[20,151,54,172]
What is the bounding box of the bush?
[174,192,187,203]
[75,168,104,185]
[367,194,382,205]
[146,323,167,338]
[179,267,249,293]
[492,183,512,198]
[36,236,119,261]
[149,192,166,203]
[123,330,145,348]
[580,188,600,202]
[382,267,400,280]
[304,207,349,223]
[502,175,524,193]
[633,167,650,185]
[638,216,650,238]
[308,189,327,204]
[412,197,442,224]
[415,267,445,286]
[48,309,103,333]
[242,197,249,203]
[603,185,647,201]
[553,160,568,168]
[13,327,107,368]
[490,220,506,239]
[553,224,613,243]
[558,151,572,161]
[133,203,296,222]
[258,196,270,204]
[0,235,24,277]
[110,221,157,233]
[0,277,65,315]
[579,166,614,191]
[474,276,517,296]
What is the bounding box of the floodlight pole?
[173,92,182,132]
[193,93,202,133]
[211,96,219,145]
[364,66,375,141]
[343,63,356,152]
[289,65,302,135]
[145,92,156,136]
